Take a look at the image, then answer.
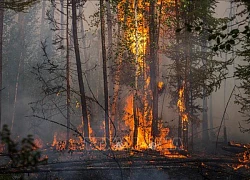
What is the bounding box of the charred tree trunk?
[110,18,122,139]
[72,0,89,140]
[149,0,158,141]
[132,98,138,148]
[100,0,110,148]
[175,0,182,142]
[132,0,139,148]
[65,0,71,147]
[0,3,3,128]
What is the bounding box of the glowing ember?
[157,81,165,93]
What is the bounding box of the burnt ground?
[0,147,249,180]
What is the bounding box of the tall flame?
[49,0,184,157]
[177,83,188,124]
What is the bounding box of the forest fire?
[1,0,250,179]
[48,0,183,157]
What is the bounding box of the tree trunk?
[47,0,55,58]
[71,0,89,140]
[100,0,110,148]
[11,12,25,131]
[0,3,3,128]
[209,94,213,137]
[79,6,88,73]
[64,0,71,147]
[149,0,158,141]
[106,0,113,97]
[175,0,182,142]
[110,18,122,140]
[132,0,139,148]
[201,18,209,144]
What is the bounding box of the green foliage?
[178,0,250,130]
[0,124,47,168]
[0,0,39,12]
[0,174,12,180]
[166,0,224,119]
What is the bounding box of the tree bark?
[149,0,158,141]
[100,0,110,148]
[11,12,25,131]
[110,17,122,140]
[175,0,183,144]
[79,6,88,72]
[47,0,55,58]
[0,2,3,128]
[106,0,113,97]
[132,0,139,148]
[64,0,71,147]
[71,0,89,140]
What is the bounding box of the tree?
[71,0,89,140]
[149,0,159,142]
[177,0,250,134]
[166,0,225,148]
[0,0,39,129]
[0,124,47,169]
[0,0,3,129]
[100,0,110,148]
[65,0,71,148]
[0,0,38,11]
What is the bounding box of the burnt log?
[222,146,246,154]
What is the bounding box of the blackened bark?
[0,2,3,128]
[100,0,110,148]
[72,0,89,139]
[175,0,182,143]
[65,0,71,147]
[149,0,158,141]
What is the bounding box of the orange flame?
[177,84,188,123]
[48,0,184,158]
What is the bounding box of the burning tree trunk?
[149,0,159,141]
[71,0,89,140]
[0,2,3,128]
[100,0,110,148]
[110,19,122,140]
[174,0,183,143]
[133,0,139,148]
